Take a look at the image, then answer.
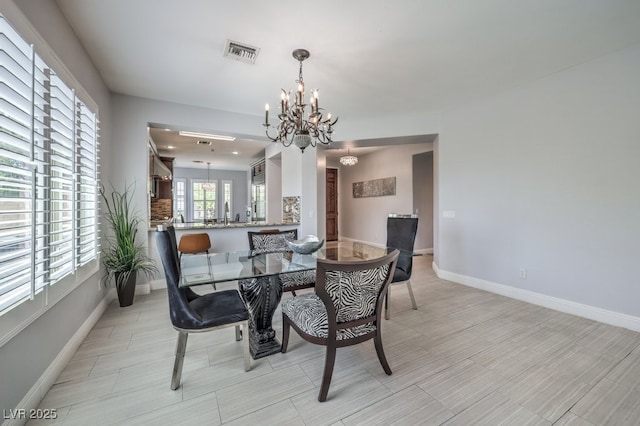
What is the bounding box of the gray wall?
[0,0,112,412]
[437,44,640,318]
[413,151,434,251]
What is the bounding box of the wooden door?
[326,168,338,241]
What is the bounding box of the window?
[192,180,216,222]
[0,14,99,315]
[173,178,185,221]
[222,180,232,220]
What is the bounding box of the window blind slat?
[0,67,31,102]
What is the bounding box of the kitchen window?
[192,180,216,222]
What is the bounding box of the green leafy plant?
[99,183,157,289]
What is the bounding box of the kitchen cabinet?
[150,156,174,221]
[155,156,174,199]
[251,159,265,184]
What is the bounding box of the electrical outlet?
[519,268,527,279]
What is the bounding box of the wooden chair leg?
[242,322,251,372]
[374,332,392,375]
[406,279,417,310]
[385,287,391,320]
[281,314,291,353]
[171,331,188,390]
[319,344,337,402]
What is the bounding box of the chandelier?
[263,49,338,152]
[340,149,358,166]
[202,162,215,190]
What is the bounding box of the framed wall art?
[352,177,396,198]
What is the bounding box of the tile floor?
[28,254,640,425]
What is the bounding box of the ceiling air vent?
[197,140,212,145]
[224,40,259,64]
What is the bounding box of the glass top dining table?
[178,240,413,359]
[179,240,408,287]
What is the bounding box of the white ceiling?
[55,0,640,168]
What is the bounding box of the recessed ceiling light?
[179,131,236,141]
[166,145,175,150]
[232,151,239,155]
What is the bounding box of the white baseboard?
[6,295,110,426]
[432,262,640,333]
[416,248,433,255]
[338,237,433,255]
[149,279,167,291]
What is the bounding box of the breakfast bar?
[147,222,300,282]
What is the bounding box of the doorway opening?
[326,168,338,241]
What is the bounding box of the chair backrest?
[178,233,211,255]
[248,229,297,252]
[156,230,205,329]
[315,250,399,329]
[385,217,418,279]
[165,226,200,302]
[166,225,179,263]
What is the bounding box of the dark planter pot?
[116,272,137,307]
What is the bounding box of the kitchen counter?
[148,221,301,270]
[149,221,300,231]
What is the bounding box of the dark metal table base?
[238,275,283,359]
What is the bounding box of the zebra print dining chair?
[281,249,399,402]
[247,229,315,295]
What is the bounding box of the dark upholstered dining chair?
[166,226,201,302]
[247,229,315,295]
[156,229,250,390]
[385,217,419,319]
[281,249,399,402]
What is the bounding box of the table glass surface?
[179,241,411,287]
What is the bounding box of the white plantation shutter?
[0,13,99,314]
[47,73,75,281]
[0,15,46,310]
[75,100,99,266]
[31,53,48,295]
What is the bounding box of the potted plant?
[99,183,157,307]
